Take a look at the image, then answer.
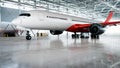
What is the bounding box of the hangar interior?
[0,0,120,36]
[0,0,120,68]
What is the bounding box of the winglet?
[104,11,114,23]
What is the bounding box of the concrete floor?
[0,35,120,68]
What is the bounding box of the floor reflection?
[0,36,120,68]
[50,39,64,49]
[0,52,18,68]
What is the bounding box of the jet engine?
[89,23,105,35]
[50,30,63,35]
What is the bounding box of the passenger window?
[19,13,31,17]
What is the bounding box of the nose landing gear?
[26,31,32,40]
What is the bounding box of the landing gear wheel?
[26,35,32,40]
[72,34,79,38]
[80,35,85,38]
[85,36,89,39]
[80,32,89,39]
[91,34,99,39]
[96,35,99,39]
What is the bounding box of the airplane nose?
[12,17,22,25]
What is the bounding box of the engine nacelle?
[50,30,63,35]
[89,23,105,35]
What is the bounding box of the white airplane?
[12,10,120,40]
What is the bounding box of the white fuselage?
[12,10,95,31]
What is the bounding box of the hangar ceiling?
[0,0,120,20]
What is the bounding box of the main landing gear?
[71,32,99,39]
[72,32,89,39]
[80,32,89,39]
[91,34,99,39]
[26,31,32,40]
[72,32,79,38]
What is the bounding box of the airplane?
[12,10,120,40]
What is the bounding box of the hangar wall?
[0,7,20,29]
[1,7,22,22]
[0,7,24,37]
[0,7,25,29]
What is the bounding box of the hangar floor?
[0,35,120,68]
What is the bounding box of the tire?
[91,34,99,39]
[72,34,79,38]
[26,36,32,40]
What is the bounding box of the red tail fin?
[104,11,114,23]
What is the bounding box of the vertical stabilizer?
[104,11,114,23]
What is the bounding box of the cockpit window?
[19,13,31,17]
